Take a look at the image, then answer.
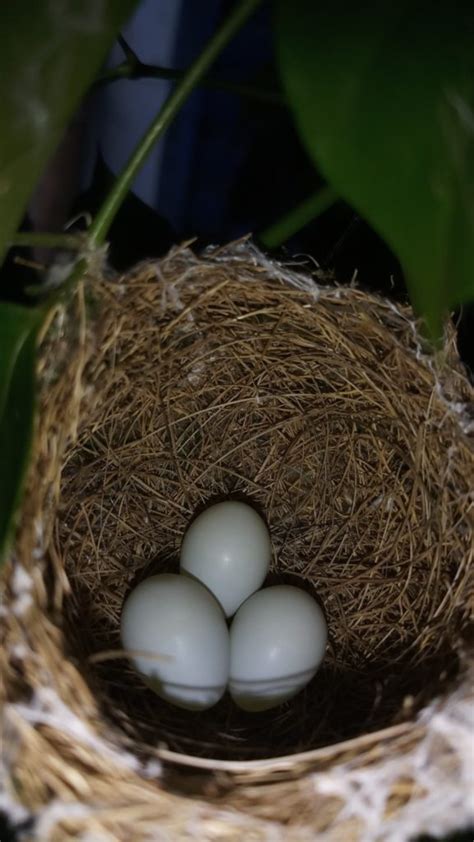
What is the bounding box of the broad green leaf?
[0,303,42,565]
[0,0,138,266]
[276,1,474,336]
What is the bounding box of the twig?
[259,186,339,249]
[9,232,87,251]
[96,32,283,107]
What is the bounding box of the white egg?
[121,574,229,710]
[229,585,327,711]
[180,501,271,617]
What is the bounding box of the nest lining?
[47,245,474,763]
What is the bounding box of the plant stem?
[31,258,88,314]
[89,0,263,247]
[259,186,339,249]
[9,231,86,251]
[97,60,284,106]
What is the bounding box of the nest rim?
[40,245,474,765]
[1,244,473,842]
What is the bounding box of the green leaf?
[0,303,42,565]
[0,0,138,266]
[276,1,474,337]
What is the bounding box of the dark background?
[1,0,472,381]
[1,0,473,377]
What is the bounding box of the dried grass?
[1,242,473,840]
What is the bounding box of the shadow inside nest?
[64,553,460,764]
[76,642,458,763]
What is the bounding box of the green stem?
[259,186,339,249]
[89,0,263,247]
[97,60,284,107]
[37,258,88,312]
[9,231,86,251]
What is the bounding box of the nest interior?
[51,247,473,763]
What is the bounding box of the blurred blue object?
[82,0,182,210]
[84,0,272,240]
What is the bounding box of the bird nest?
[1,242,473,841]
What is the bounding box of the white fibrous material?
[9,643,29,660]
[437,392,474,436]
[313,664,474,842]
[187,360,206,385]
[141,759,163,780]
[156,264,185,314]
[214,239,323,300]
[4,669,472,840]
[35,801,93,841]
[10,563,34,617]
[6,686,144,776]
[0,782,30,827]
